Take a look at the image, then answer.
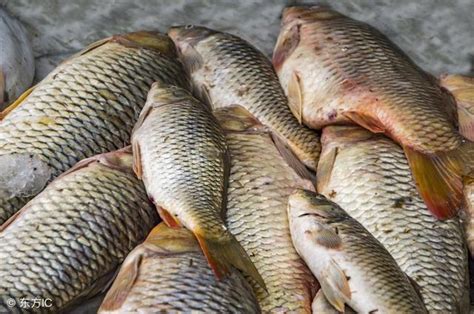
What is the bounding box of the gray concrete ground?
[1,0,473,82]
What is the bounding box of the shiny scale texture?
[171,27,320,170]
[99,243,259,313]
[225,129,316,312]
[319,127,468,312]
[0,38,187,224]
[0,157,158,313]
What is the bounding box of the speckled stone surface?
[1,0,473,82]
[0,0,472,312]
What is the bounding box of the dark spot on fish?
[326,36,333,41]
[33,167,37,171]
[237,85,250,97]
[29,154,34,158]
[382,229,393,234]
[3,91,9,103]
[327,110,337,121]
[346,275,351,281]
[369,310,379,314]
[328,190,337,198]
[189,258,193,267]
[334,227,339,234]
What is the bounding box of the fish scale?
[218,110,317,312]
[318,126,468,312]
[0,149,158,313]
[0,32,188,225]
[168,26,321,171]
[288,190,427,313]
[98,225,260,313]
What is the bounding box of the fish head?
[273,5,344,71]
[288,189,344,250]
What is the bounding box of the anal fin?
[320,259,352,312]
[157,206,182,229]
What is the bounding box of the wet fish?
[288,189,427,313]
[312,290,355,314]
[273,5,472,219]
[99,223,260,313]
[440,74,474,141]
[0,8,34,110]
[0,148,159,313]
[131,84,263,287]
[442,74,474,262]
[168,25,321,171]
[0,31,188,226]
[317,125,469,312]
[214,106,317,312]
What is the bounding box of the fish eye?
[185,24,194,30]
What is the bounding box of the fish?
[317,125,469,312]
[288,189,428,313]
[0,31,188,226]
[273,5,472,219]
[0,8,34,110]
[0,147,159,313]
[442,74,474,260]
[131,83,264,288]
[168,25,321,172]
[440,74,474,141]
[98,223,260,313]
[213,106,317,312]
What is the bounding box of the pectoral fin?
[288,71,304,124]
[319,260,352,312]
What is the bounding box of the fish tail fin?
[404,142,474,219]
[194,229,266,290]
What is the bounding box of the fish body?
[99,224,260,313]
[0,148,159,313]
[273,6,470,219]
[214,106,317,312]
[288,189,427,313]
[168,25,321,171]
[0,31,188,225]
[317,125,469,312]
[0,8,34,109]
[131,84,263,287]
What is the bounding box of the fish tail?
[194,229,266,290]
[404,142,474,219]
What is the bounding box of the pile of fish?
[0,5,473,313]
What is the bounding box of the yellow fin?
[320,260,351,312]
[404,145,467,219]
[194,230,266,290]
[0,85,34,120]
[214,106,262,132]
[317,146,338,193]
[288,71,303,124]
[99,249,144,312]
[157,206,182,229]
